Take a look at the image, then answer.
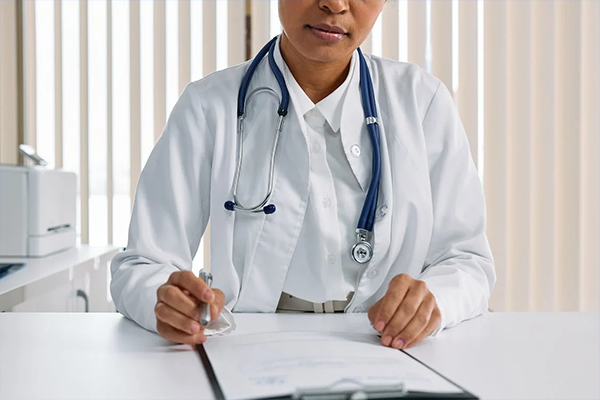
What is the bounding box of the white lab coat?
[110,49,496,334]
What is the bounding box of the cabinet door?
[88,261,115,312]
[9,258,116,312]
[12,280,74,312]
[69,274,90,312]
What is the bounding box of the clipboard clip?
[292,378,407,400]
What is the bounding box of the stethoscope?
[224,36,381,265]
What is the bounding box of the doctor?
[111,0,495,350]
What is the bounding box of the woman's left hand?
[368,274,441,349]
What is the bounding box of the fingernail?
[382,335,393,347]
[203,288,214,302]
[191,323,200,333]
[197,334,207,344]
[392,339,405,349]
[374,321,385,332]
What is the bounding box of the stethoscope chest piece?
[351,228,373,264]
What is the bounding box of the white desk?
[0,312,598,400]
[0,245,120,311]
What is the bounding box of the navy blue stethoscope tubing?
[232,36,381,234]
[237,37,289,118]
[357,47,381,233]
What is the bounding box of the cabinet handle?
[76,290,89,312]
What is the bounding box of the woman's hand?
[155,270,225,345]
[368,274,441,349]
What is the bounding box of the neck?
[279,33,352,104]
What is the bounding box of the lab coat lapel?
[339,70,372,192]
[367,107,393,272]
[348,57,394,310]
[233,48,311,312]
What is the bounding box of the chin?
[307,52,344,63]
[299,43,351,63]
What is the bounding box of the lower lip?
[308,26,346,43]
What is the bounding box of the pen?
[198,270,213,326]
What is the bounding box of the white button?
[367,268,380,279]
[327,255,336,264]
[322,197,331,208]
[378,205,388,218]
[311,142,321,153]
[350,145,361,157]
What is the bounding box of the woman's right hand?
[155,270,225,344]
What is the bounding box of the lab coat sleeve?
[418,81,496,332]
[110,84,219,333]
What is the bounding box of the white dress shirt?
[280,49,366,302]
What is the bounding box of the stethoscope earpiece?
[263,204,276,214]
[224,201,276,215]
[224,201,236,211]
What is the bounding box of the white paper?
[203,331,462,400]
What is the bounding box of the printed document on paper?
[202,331,463,400]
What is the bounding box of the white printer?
[0,165,77,257]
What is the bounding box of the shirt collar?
[273,35,358,133]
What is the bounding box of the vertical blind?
[0,0,598,313]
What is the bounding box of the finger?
[391,294,436,349]
[209,289,226,320]
[168,271,213,303]
[157,284,200,320]
[404,306,442,349]
[381,280,428,347]
[155,301,202,336]
[157,319,207,345]
[373,274,412,332]
[368,298,383,327]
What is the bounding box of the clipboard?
[195,332,478,400]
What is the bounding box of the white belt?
[277,292,353,313]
